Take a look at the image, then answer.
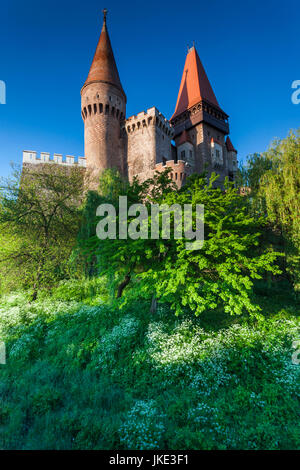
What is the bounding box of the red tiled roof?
[177,129,193,146]
[225,136,237,152]
[83,12,125,97]
[171,46,220,120]
[211,137,223,146]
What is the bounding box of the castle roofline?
[225,136,237,152]
[171,46,223,121]
[81,10,126,98]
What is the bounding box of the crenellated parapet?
[22,151,86,167]
[125,107,174,137]
[155,159,188,188]
[125,107,174,183]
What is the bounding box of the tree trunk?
[31,252,45,301]
[116,274,131,298]
[31,272,41,301]
[150,294,157,314]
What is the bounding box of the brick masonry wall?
[81,81,126,187]
[175,122,232,185]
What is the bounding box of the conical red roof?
[82,11,125,97]
[171,46,220,120]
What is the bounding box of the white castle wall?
[23,151,86,167]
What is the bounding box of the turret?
[81,9,126,186]
[170,45,237,184]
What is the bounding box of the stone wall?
[125,107,174,183]
[155,160,187,189]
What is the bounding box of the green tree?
[77,168,176,300]
[237,152,272,195]
[86,171,280,316]
[0,163,86,297]
[259,130,300,288]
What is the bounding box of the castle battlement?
[22,12,238,191]
[125,107,174,137]
[155,159,187,188]
[22,151,86,167]
[155,159,186,171]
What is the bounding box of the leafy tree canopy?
[84,170,280,316]
[0,163,86,296]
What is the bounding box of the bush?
[0,288,299,450]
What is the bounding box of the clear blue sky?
[0,0,299,177]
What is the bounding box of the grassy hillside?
[0,281,299,450]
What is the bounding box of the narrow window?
[88,105,92,115]
[111,107,115,116]
[105,104,109,114]
[181,150,185,160]
[94,103,97,114]
[99,103,103,113]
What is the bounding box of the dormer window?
[211,139,223,167]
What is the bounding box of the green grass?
[0,281,299,450]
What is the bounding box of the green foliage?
[260,131,300,288]
[0,164,85,296]
[237,152,272,196]
[87,171,281,316]
[239,129,300,289]
[0,289,299,450]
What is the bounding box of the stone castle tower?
[81,9,126,185]
[23,10,237,189]
[81,10,237,188]
[170,46,238,185]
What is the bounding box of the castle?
[23,10,238,189]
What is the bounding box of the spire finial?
[103,8,108,24]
